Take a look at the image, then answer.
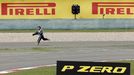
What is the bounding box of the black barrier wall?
[57,61,130,75]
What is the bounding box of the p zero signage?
[57,61,130,75]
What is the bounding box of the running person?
[33,26,49,45]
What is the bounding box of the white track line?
[0,64,56,74]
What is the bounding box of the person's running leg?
[41,35,49,41]
[37,36,42,45]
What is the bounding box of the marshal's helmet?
[37,26,41,30]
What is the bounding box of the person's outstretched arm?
[32,31,38,36]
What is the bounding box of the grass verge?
[0,47,56,52]
[5,60,134,75]
[1,28,134,33]
[6,66,56,75]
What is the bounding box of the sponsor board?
[57,61,130,75]
[1,2,56,16]
[1,0,134,19]
[92,2,134,15]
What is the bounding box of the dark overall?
[33,28,48,45]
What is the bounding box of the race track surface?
[0,41,134,71]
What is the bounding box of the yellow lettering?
[113,67,126,73]
[101,66,113,73]
[61,65,74,72]
[90,66,102,73]
[77,66,90,72]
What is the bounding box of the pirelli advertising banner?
[1,0,134,19]
[57,61,130,75]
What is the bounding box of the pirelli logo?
[57,61,130,75]
[1,2,56,15]
[92,2,134,15]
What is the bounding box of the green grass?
[0,47,56,52]
[1,28,134,33]
[31,47,54,52]
[0,29,35,33]
[6,66,56,75]
[130,60,134,75]
[5,60,134,75]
